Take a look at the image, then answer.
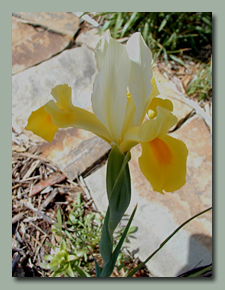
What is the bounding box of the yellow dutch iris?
[25,31,188,193]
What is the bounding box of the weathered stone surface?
[153,67,193,121]
[12,45,97,132]
[39,134,110,180]
[76,28,103,50]
[13,12,79,38]
[12,16,71,74]
[85,115,212,277]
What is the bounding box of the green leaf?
[169,54,186,67]
[73,264,90,277]
[143,22,149,41]
[65,230,75,241]
[202,16,212,28]
[60,239,67,251]
[99,208,113,265]
[100,205,137,277]
[76,248,88,257]
[99,21,111,34]
[158,19,167,32]
[93,255,102,277]
[52,268,63,277]
[45,241,54,248]
[127,226,137,235]
[121,12,138,37]
[39,262,50,270]
[43,254,54,261]
[100,144,131,265]
[106,145,129,200]
[178,263,212,277]
[107,145,131,233]
[113,12,123,38]
[57,209,62,228]
[66,263,75,277]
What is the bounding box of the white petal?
[92,38,131,143]
[94,30,111,72]
[126,32,153,126]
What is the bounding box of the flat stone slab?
[85,115,212,277]
[39,135,110,180]
[76,28,103,50]
[12,12,79,38]
[12,16,71,74]
[153,67,193,121]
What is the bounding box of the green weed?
[186,57,212,101]
[95,12,212,63]
[40,193,137,277]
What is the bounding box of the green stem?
[100,205,137,277]
[100,145,131,265]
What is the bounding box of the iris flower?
[26,31,188,193]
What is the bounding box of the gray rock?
[76,28,103,50]
[39,134,110,180]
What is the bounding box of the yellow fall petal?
[139,106,177,143]
[25,105,58,142]
[120,126,140,152]
[51,84,74,112]
[147,97,173,119]
[139,135,188,193]
[44,100,112,143]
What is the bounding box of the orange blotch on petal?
[139,135,188,193]
[149,137,172,165]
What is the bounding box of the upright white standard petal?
[94,30,111,72]
[92,38,131,143]
[126,32,153,126]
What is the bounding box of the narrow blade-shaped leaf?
[100,205,137,277]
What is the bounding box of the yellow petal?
[139,135,188,193]
[44,100,112,143]
[149,76,160,100]
[147,97,173,119]
[139,106,177,143]
[25,105,58,142]
[120,126,140,152]
[51,84,74,112]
